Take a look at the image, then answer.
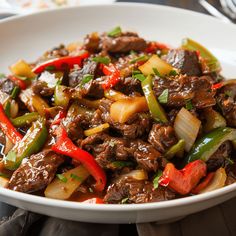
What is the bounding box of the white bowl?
[0,3,236,223]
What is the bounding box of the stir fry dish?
[0,26,236,204]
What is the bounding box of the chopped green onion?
[226,157,234,165]
[121,197,129,204]
[5,150,17,162]
[92,56,111,65]
[130,55,149,64]
[11,87,20,99]
[132,69,141,75]
[4,101,11,118]
[70,173,83,181]
[130,50,137,55]
[56,174,68,183]
[158,89,169,104]
[169,70,178,76]
[153,170,163,189]
[152,68,161,77]
[81,74,94,86]
[225,90,233,98]
[107,26,122,37]
[45,65,56,71]
[185,100,193,110]
[133,73,146,82]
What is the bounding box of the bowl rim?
[0,2,236,211]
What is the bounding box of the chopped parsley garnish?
[133,73,146,82]
[153,170,163,190]
[45,65,56,71]
[11,86,20,99]
[107,26,122,37]
[56,174,68,183]
[121,197,129,204]
[130,55,149,64]
[158,89,169,104]
[5,150,17,162]
[169,70,178,76]
[81,74,94,86]
[92,56,111,65]
[152,68,161,77]
[185,100,193,110]
[70,173,83,181]
[225,90,233,98]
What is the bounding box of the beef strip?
[32,81,54,97]
[216,84,236,127]
[148,124,177,153]
[165,49,202,76]
[101,32,147,53]
[81,133,130,170]
[84,32,101,53]
[0,76,15,95]
[114,77,142,95]
[207,141,232,172]
[8,150,63,193]
[104,177,175,204]
[153,75,215,109]
[99,99,151,139]
[68,60,104,98]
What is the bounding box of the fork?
[220,0,236,19]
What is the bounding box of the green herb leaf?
[45,65,56,71]
[225,90,233,98]
[152,68,161,77]
[158,89,169,104]
[81,74,94,86]
[153,170,163,190]
[6,150,17,162]
[133,73,146,82]
[70,173,83,181]
[107,26,122,37]
[56,174,68,183]
[130,55,149,64]
[0,73,6,79]
[92,56,111,65]
[185,100,193,110]
[121,197,129,204]
[169,70,178,76]
[11,86,20,99]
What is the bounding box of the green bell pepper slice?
[141,75,168,123]
[165,139,185,159]
[181,38,221,72]
[4,118,48,170]
[186,127,236,164]
[11,112,40,127]
[54,85,70,108]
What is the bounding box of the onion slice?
[174,107,201,152]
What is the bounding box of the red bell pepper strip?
[211,82,223,90]
[145,42,169,53]
[0,104,23,144]
[191,172,215,194]
[50,110,67,126]
[159,160,207,195]
[83,198,104,204]
[51,126,106,191]
[102,63,120,90]
[8,75,27,90]
[33,52,90,74]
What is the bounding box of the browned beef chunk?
[81,133,130,169]
[99,99,151,139]
[216,84,236,127]
[45,44,68,59]
[165,49,202,76]
[101,32,147,53]
[104,177,175,204]
[114,77,142,95]
[225,162,236,185]
[68,60,104,98]
[153,75,215,109]
[32,81,54,97]
[148,124,177,153]
[0,130,6,158]
[128,140,161,172]
[84,32,101,53]
[207,141,232,171]
[0,76,15,95]
[8,150,63,193]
